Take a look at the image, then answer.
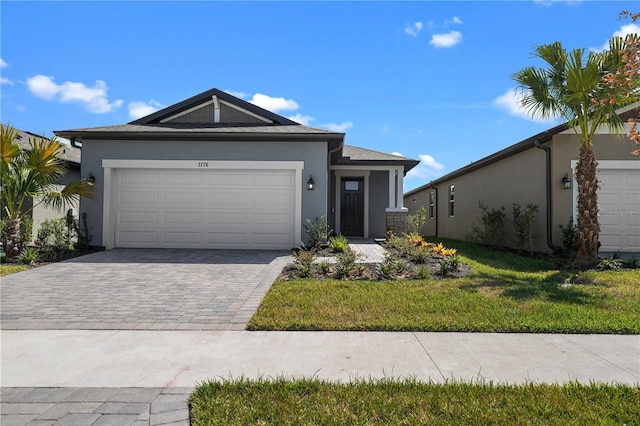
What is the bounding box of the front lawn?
[0,263,31,276]
[248,239,640,333]
[190,378,639,425]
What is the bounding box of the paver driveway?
[1,249,290,331]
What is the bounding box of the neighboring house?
[3,128,81,241]
[404,103,640,255]
[55,88,418,250]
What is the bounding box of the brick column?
[386,210,408,235]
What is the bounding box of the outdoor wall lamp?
[562,173,572,189]
[307,175,315,190]
[88,172,96,184]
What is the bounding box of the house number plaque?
[197,162,209,168]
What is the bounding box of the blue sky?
[1,1,638,191]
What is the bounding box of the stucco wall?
[81,139,329,247]
[406,147,548,252]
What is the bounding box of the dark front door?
[340,178,364,236]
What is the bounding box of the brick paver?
[0,387,191,426]
[1,249,290,331]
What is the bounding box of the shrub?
[559,217,578,256]
[376,262,393,280]
[329,234,349,253]
[407,206,426,236]
[18,247,39,265]
[417,265,431,279]
[335,249,359,279]
[512,203,539,254]
[468,203,508,248]
[305,216,330,249]
[292,246,316,278]
[75,212,92,250]
[36,218,72,250]
[439,255,460,277]
[318,260,331,275]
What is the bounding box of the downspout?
[70,137,81,149]
[431,185,438,238]
[534,140,562,252]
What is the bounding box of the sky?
[1,1,638,191]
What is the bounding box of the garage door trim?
[101,159,304,250]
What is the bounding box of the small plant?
[73,212,92,250]
[597,256,623,271]
[407,206,427,236]
[439,255,460,277]
[408,245,431,264]
[394,259,407,274]
[417,265,431,279]
[376,262,393,280]
[18,247,39,265]
[468,202,508,248]
[318,260,331,275]
[304,216,330,249]
[36,218,72,251]
[559,217,578,256]
[512,203,539,254]
[335,249,359,279]
[292,246,316,278]
[329,234,349,253]
[628,256,639,269]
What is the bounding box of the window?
[428,191,435,219]
[448,185,455,217]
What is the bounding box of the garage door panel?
[163,232,203,244]
[120,171,160,185]
[209,173,250,186]
[165,191,206,206]
[119,191,159,205]
[165,172,205,186]
[119,211,159,224]
[113,168,297,249]
[164,211,203,224]
[597,165,639,253]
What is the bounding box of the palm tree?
[1,124,94,258]
[513,39,637,267]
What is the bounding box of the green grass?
[248,239,640,333]
[0,263,30,276]
[190,378,640,425]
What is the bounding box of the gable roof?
[404,101,640,197]
[340,145,419,174]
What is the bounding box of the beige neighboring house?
[404,103,640,256]
[7,128,82,242]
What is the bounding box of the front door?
[340,178,364,236]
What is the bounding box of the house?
[404,103,640,255]
[2,127,82,241]
[55,88,418,250]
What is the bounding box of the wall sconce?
[412,197,417,203]
[562,173,571,189]
[307,175,315,190]
[88,172,96,184]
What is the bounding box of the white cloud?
[128,100,165,120]
[406,154,445,179]
[445,16,463,26]
[287,113,314,126]
[429,31,462,48]
[225,90,249,99]
[0,58,8,68]
[493,88,559,123]
[321,121,353,132]
[249,93,299,113]
[26,75,123,113]
[595,23,640,52]
[391,151,404,157]
[404,21,423,37]
[1,77,13,85]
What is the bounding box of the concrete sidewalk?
[3,330,638,387]
[2,331,638,425]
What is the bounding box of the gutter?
[534,140,562,252]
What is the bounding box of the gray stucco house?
[55,88,418,250]
[404,102,639,255]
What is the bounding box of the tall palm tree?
[513,39,637,267]
[1,124,94,257]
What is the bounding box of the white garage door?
[113,168,296,249]
[597,162,640,253]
